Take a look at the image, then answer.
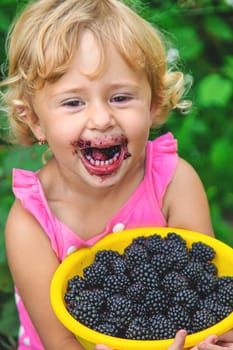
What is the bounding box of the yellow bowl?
[50,227,233,350]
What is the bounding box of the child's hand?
[196,330,233,350]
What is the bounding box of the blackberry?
[182,261,204,282]
[189,242,216,262]
[76,289,105,310]
[102,273,130,294]
[172,288,199,311]
[192,309,217,332]
[195,272,218,296]
[130,263,160,289]
[166,232,187,247]
[163,232,188,254]
[123,244,149,268]
[201,299,232,322]
[110,257,128,275]
[131,302,147,318]
[107,295,133,325]
[93,323,118,336]
[100,311,124,333]
[144,289,169,315]
[95,249,121,266]
[150,253,169,276]
[67,275,86,291]
[65,275,86,303]
[217,282,233,307]
[125,317,151,340]
[150,316,177,340]
[197,291,219,308]
[162,271,189,295]
[203,262,218,276]
[168,249,189,271]
[125,282,147,302]
[71,300,100,328]
[149,313,167,326]
[83,261,108,287]
[217,276,233,289]
[132,236,148,246]
[167,304,191,329]
[144,234,164,254]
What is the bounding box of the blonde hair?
[0,0,190,145]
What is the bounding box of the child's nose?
[87,101,115,130]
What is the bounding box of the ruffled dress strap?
[146,131,178,207]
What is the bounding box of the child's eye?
[110,94,133,103]
[62,99,85,108]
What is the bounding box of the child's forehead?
[74,30,102,76]
[44,28,144,82]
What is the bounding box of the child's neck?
[38,157,145,240]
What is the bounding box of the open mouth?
[85,145,121,165]
[73,137,131,176]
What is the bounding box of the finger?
[168,330,187,350]
[95,344,112,350]
[218,330,233,343]
[201,335,218,344]
[197,342,226,350]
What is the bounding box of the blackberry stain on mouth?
[70,137,131,177]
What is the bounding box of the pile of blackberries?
[64,232,233,340]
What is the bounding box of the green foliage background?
[0,0,233,348]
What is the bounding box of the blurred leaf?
[210,203,233,247]
[204,16,233,41]
[223,55,233,81]
[0,0,17,4]
[172,26,204,60]
[197,74,233,107]
[3,144,46,173]
[0,298,19,337]
[0,264,14,293]
[0,12,11,31]
[210,138,233,171]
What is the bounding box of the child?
[1,0,231,349]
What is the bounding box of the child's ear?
[18,104,46,141]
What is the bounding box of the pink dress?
[12,132,178,349]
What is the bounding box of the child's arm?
[163,158,214,236]
[5,199,85,350]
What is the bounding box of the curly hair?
[0,0,190,145]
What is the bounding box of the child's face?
[30,30,155,187]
